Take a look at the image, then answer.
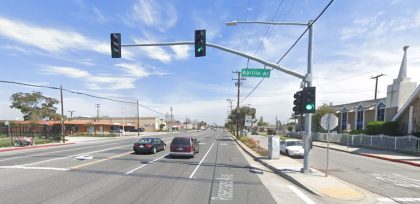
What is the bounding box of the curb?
[313,144,420,168]
[227,132,320,196]
[0,142,75,153]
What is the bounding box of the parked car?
[169,136,200,158]
[280,139,304,157]
[133,138,166,154]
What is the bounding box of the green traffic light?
[197,47,203,52]
[305,103,314,110]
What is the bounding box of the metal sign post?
[320,113,338,177]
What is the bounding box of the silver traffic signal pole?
[122,42,306,80]
[225,20,315,173]
[303,20,314,173]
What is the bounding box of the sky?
[1,0,420,125]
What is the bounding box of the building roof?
[392,85,420,121]
[331,98,386,112]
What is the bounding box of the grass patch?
[0,138,13,147]
[0,137,59,148]
[34,137,59,145]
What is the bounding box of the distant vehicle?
[169,136,199,158]
[280,139,304,157]
[133,138,166,154]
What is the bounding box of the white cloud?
[133,37,190,62]
[130,0,177,32]
[42,66,91,78]
[171,45,190,60]
[86,76,137,90]
[0,16,110,55]
[92,7,108,23]
[115,63,150,77]
[41,65,139,90]
[133,38,171,63]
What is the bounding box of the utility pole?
[137,99,140,136]
[370,74,384,100]
[67,111,75,121]
[60,85,65,143]
[226,99,235,112]
[185,115,188,131]
[170,107,173,132]
[233,71,245,138]
[121,107,126,135]
[96,104,100,122]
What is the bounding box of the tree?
[159,124,165,131]
[227,106,256,135]
[10,92,59,120]
[312,104,336,132]
[257,116,269,126]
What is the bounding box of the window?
[377,103,385,121]
[341,111,347,131]
[356,106,364,130]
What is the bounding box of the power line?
[239,0,335,104]
[0,80,165,116]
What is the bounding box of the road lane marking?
[372,173,420,188]
[125,153,168,175]
[71,151,132,169]
[287,185,316,204]
[0,166,69,171]
[0,141,130,162]
[189,142,215,179]
[19,145,129,167]
[211,174,234,200]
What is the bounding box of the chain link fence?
[313,133,420,153]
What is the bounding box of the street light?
[226,19,314,173]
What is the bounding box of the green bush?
[366,121,385,135]
[382,121,400,136]
[412,132,420,137]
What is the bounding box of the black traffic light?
[110,33,121,58]
[301,86,316,113]
[194,30,206,57]
[293,91,302,115]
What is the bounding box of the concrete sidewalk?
[313,141,420,167]
[232,134,386,203]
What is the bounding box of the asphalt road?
[298,146,420,203]
[0,130,319,204]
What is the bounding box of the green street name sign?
[241,68,271,78]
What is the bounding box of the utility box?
[268,135,280,159]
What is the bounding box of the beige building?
[332,46,418,134]
[73,116,166,132]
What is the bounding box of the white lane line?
[0,166,69,171]
[0,141,130,162]
[125,153,169,175]
[287,185,316,204]
[189,142,215,179]
[19,145,129,167]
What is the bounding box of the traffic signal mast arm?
[121,41,306,80]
